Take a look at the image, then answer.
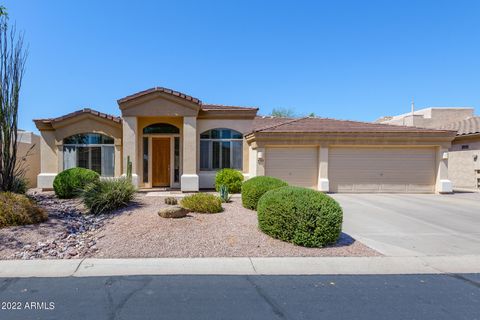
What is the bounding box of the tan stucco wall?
[16,131,40,188]
[120,93,199,117]
[448,150,480,190]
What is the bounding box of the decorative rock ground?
[11,192,110,260]
[158,206,188,218]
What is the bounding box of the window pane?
[232,141,243,170]
[102,146,115,177]
[221,129,231,139]
[143,138,149,183]
[231,131,243,139]
[77,147,89,169]
[200,141,210,170]
[221,141,231,168]
[64,133,113,145]
[63,146,77,170]
[143,123,179,134]
[212,141,220,169]
[174,137,180,182]
[211,129,220,139]
[90,147,102,175]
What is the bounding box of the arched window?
[200,128,243,171]
[143,123,179,134]
[63,133,115,177]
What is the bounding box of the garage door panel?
[265,147,318,189]
[329,147,435,193]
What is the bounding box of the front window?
[63,133,115,177]
[200,128,243,171]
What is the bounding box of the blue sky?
[5,0,480,132]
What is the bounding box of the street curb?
[0,255,479,277]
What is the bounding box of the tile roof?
[439,117,480,136]
[201,104,258,111]
[252,117,456,134]
[118,87,202,105]
[34,108,122,124]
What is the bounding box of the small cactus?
[219,185,231,203]
[126,156,133,182]
[165,197,178,205]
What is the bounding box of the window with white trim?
[63,133,115,177]
[200,128,243,171]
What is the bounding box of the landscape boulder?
[158,206,188,218]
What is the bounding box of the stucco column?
[317,146,329,192]
[436,147,453,193]
[256,147,265,176]
[181,116,199,191]
[37,130,58,189]
[122,116,139,186]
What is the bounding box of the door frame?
[142,134,182,189]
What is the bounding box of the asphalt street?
[0,274,479,320]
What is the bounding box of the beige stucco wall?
[448,150,480,190]
[16,131,40,188]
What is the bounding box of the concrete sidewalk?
[0,255,479,278]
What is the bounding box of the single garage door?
[329,147,436,193]
[265,147,318,188]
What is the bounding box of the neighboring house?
[16,130,41,188]
[440,117,480,190]
[377,107,480,191]
[33,87,455,194]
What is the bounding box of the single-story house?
[34,87,456,193]
[377,106,480,191]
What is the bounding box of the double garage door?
[265,147,436,193]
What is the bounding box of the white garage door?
[265,147,318,188]
[329,147,436,193]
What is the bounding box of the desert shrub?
[241,176,288,210]
[11,175,28,194]
[180,193,222,213]
[218,185,231,203]
[82,178,136,214]
[53,167,100,199]
[164,197,178,205]
[257,186,343,247]
[0,192,48,228]
[215,169,243,193]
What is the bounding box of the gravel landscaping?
[0,192,379,259]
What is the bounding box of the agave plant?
[219,185,231,203]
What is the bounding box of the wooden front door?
[152,138,171,187]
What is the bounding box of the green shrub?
[215,169,244,193]
[180,193,223,213]
[257,186,343,247]
[82,178,136,214]
[164,197,178,205]
[0,192,48,228]
[11,175,28,194]
[53,168,100,199]
[241,176,288,210]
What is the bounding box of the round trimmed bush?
[0,192,48,228]
[215,169,244,193]
[257,186,343,247]
[180,193,223,213]
[241,176,288,210]
[53,167,100,199]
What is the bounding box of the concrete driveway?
[331,193,480,256]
